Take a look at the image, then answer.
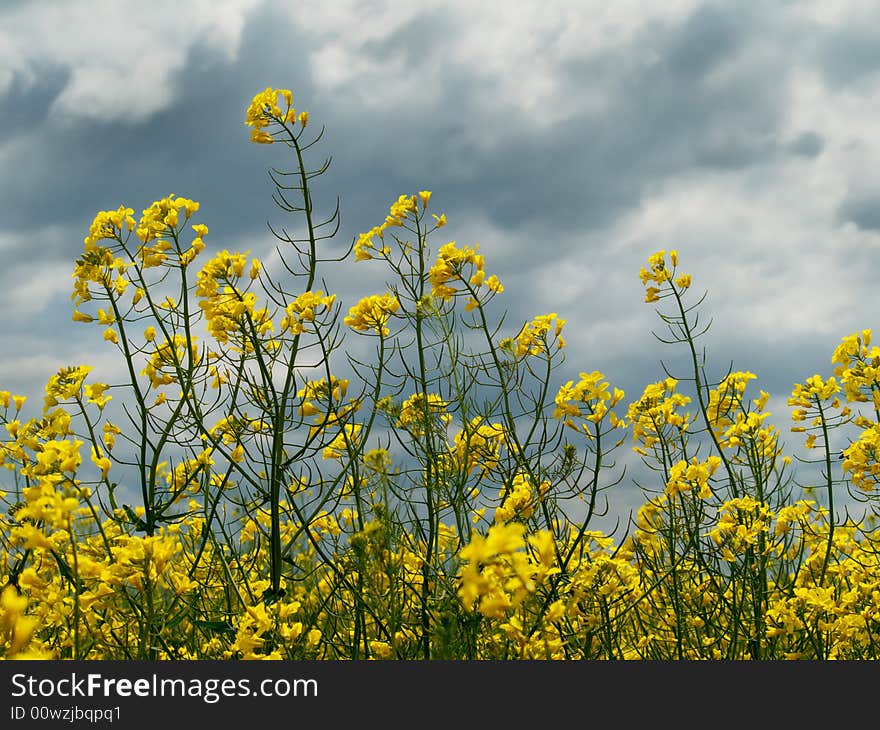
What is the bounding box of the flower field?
[2,88,879,660]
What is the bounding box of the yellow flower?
[281,290,337,334]
[245,87,298,143]
[398,392,451,437]
[363,448,392,473]
[344,292,400,337]
[90,446,111,478]
[485,274,504,294]
[640,250,688,303]
[322,424,362,460]
[83,205,136,247]
[515,313,565,357]
[84,382,111,409]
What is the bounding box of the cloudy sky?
[1,0,878,526]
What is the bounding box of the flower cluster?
[665,455,722,499]
[428,241,503,305]
[244,87,307,144]
[457,523,553,618]
[639,249,690,302]
[553,371,626,433]
[195,250,273,347]
[626,378,692,456]
[354,192,445,262]
[397,392,452,438]
[493,472,550,524]
[83,205,136,248]
[842,425,880,492]
[514,313,566,357]
[450,417,508,476]
[343,292,400,337]
[832,329,879,406]
[281,290,337,335]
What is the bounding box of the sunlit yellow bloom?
[322,424,362,460]
[344,292,400,337]
[245,87,298,143]
[515,313,565,357]
[83,205,136,247]
[90,445,111,478]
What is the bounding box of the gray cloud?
[838,193,880,232]
[787,130,825,158]
[820,24,880,88]
[349,2,792,244]
[0,2,797,263]
[0,64,69,145]
[665,3,745,73]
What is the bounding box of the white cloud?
[0,0,259,123]
[284,0,703,124]
[793,0,880,26]
[0,259,71,317]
